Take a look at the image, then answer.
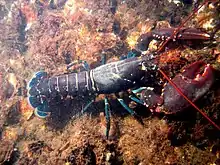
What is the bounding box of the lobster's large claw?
[141,61,214,114]
[175,28,211,40]
[160,61,214,114]
[136,28,210,51]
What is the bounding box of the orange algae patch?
[19,98,34,121]
[126,20,153,49]
[20,3,37,30]
[7,73,18,90]
[63,0,86,23]
[3,128,18,141]
[126,31,140,49]
[3,127,24,141]
[159,49,182,64]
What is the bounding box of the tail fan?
[27,71,50,118]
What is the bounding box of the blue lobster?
[28,53,158,136]
[27,27,214,138]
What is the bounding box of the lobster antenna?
[157,0,220,131]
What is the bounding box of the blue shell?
[28,71,50,118]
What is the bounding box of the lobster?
[27,53,158,117]
[27,25,216,138]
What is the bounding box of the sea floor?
[0,0,219,164]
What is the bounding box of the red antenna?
[157,0,220,131]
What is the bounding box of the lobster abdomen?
[28,70,95,118]
[29,71,94,98]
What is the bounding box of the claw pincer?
[137,28,210,51]
[141,61,214,114]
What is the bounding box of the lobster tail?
[27,70,96,118]
[27,71,51,118]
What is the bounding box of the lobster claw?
[174,28,211,40]
[136,28,211,51]
[140,61,214,114]
[159,61,214,114]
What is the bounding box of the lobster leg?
[116,94,144,125]
[128,87,148,105]
[129,95,144,105]
[101,53,107,65]
[116,95,136,116]
[82,99,95,114]
[82,61,90,70]
[100,53,113,139]
[132,87,147,94]
[67,59,90,72]
[104,97,111,139]
[119,49,141,60]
